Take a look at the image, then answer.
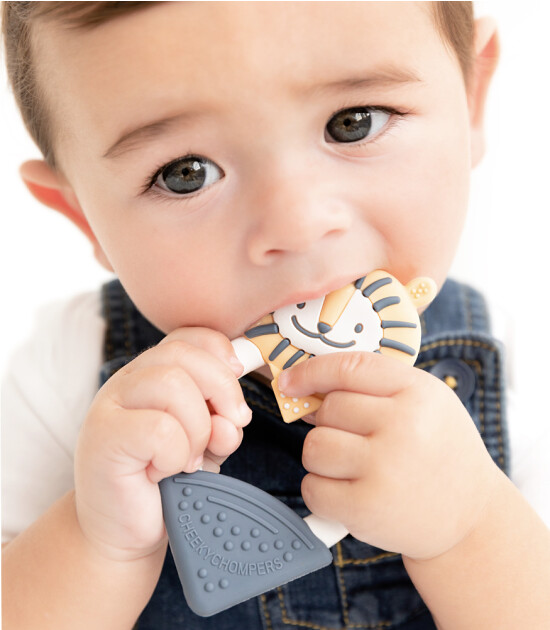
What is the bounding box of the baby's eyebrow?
[102,110,205,161]
[303,65,423,95]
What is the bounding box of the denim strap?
[99,280,164,387]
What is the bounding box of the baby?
[2,2,549,629]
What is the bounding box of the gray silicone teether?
[160,471,333,616]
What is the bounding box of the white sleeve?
[489,300,550,528]
[1,291,105,543]
[506,393,550,528]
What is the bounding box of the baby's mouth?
[290,315,355,349]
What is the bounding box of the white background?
[1,1,549,415]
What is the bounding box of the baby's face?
[38,2,473,337]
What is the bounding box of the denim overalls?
[100,278,509,630]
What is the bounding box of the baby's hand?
[278,352,501,560]
[74,328,251,562]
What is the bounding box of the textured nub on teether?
[271,377,323,422]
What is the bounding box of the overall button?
[430,358,476,402]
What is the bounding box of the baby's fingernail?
[191,455,204,471]
[239,402,252,424]
[278,371,289,393]
[229,355,244,377]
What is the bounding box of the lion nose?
[317,322,332,334]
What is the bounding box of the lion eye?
[354,324,363,333]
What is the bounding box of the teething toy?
[234,270,436,422]
[160,270,436,616]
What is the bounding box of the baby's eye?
[154,155,223,195]
[325,107,391,144]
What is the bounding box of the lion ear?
[405,277,437,310]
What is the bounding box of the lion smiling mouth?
[290,315,356,349]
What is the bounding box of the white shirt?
[2,290,549,543]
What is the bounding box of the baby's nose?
[317,322,332,334]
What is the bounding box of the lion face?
[273,289,383,356]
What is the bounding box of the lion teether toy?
[231,270,437,421]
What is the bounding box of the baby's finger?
[278,351,415,399]
[160,327,244,376]
[301,474,356,525]
[302,426,367,480]
[315,391,392,435]
[207,415,243,457]
[122,340,251,428]
[202,450,226,473]
[86,407,194,478]
[112,365,212,461]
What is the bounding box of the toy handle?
[231,336,265,374]
[303,514,349,548]
[231,337,349,548]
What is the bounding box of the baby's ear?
[406,277,437,310]
[468,17,499,167]
[19,160,113,271]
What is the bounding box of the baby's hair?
[2,1,474,170]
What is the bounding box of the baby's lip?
[244,272,366,331]
[274,273,365,312]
